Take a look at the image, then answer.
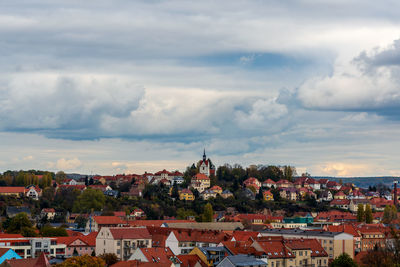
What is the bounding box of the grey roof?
[222,255,266,266]
[261,228,352,238]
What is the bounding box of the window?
[35,242,41,248]
[117,249,120,255]
[299,251,303,256]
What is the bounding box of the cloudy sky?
[1,0,400,176]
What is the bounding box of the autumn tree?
[365,204,373,223]
[202,203,214,222]
[357,204,365,222]
[383,205,397,224]
[55,255,105,267]
[55,171,66,183]
[99,253,118,266]
[283,166,296,182]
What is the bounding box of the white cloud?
[56,158,82,171]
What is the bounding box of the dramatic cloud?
[297,38,400,119]
[1,0,400,176]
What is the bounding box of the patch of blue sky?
[183,52,314,70]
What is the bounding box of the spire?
[203,148,206,161]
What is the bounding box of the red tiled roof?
[5,252,50,267]
[42,208,55,213]
[284,238,328,257]
[330,199,350,205]
[255,239,295,259]
[0,187,26,193]
[111,260,171,267]
[263,179,276,184]
[93,216,125,225]
[0,234,24,238]
[139,247,175,263]
[192,173,209,180]
[326,224,360,237]
[109,227,151,239]
[176,255,208,267]
[230,231,259,242]
[172,229,228,243]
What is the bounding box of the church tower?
[199,149,210,177]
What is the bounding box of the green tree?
[329,253,358,267]
[6,213,38,237]
[40,225,68,237]
[365,204,373,223]
[357,204,365,222]
[202,203,213,222]
[75,216,88,229]
[73,188,106,213]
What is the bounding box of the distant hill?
[312,176,399,189]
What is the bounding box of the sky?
[1,0,400,176]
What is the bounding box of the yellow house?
[189,247,225,267]
[179,189,195,201]
[263,190,274,201]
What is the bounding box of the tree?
[75,215,88,229]
[202,203,213,222]
[361,246,395,267]
[283,166,296,182]
[73,188,106,213]
[6,213,37,237]
[99,253,118,266]
[55,171,66,183]
[365,204,373,223]
[54,255,105,267]
[329,253,358,267]
[171,183,179,199]
[357,204,365,222]
[40,225,68,237]
[383,205,397,224]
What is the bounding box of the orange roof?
[93,216,125,225]
[140,247,175,263]
[230,231,259,242]
[0,187,26,193]
[326,224,360,237]
[192,173,209,180]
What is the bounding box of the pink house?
[57,232,97,257]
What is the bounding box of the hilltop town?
[0,151,398,267]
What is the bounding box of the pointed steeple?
[203,148,206,161]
